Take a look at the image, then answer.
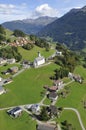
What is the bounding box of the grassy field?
[18,45,55,61]
[56,66,86,128]
[57,110,82,130]
[0,111,36,130]
[0,63,59,108]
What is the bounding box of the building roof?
[7,107,22,115]
[49,105,58,115]
[54,80,63,84]
[49,92,57,98]
[37,123,58,130]
[49,86,58,91]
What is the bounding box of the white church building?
[33,52,45,67]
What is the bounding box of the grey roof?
[49,92,57,98]
[49,105,58,114]
[37,123,58,130]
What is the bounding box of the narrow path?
[64,107,85,130]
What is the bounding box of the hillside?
[2,16,57,34]
[37,6,86,50]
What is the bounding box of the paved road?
[64,107,85,130]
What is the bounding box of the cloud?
[0,3,27,15]
[0,3,31,23]
[33,4,59,17]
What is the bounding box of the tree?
[23,43,34,50]
[40,107,50,121]
[13,29,26,37]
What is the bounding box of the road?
[64,107,85,130]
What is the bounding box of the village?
[0,46,84,130]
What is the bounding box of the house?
[36,123,58,130]
[54,80,63,86]
[73,75,82,83]
[1,70,10,75]
[54,80,64,90]
[7,58,16,64]
[22,60,30,68]
[48,86,58,92]
[48,92,58,101]
[4,78,12,84]
[47,105,58,116]
[7,107,22,118]
[0,86,5,95]
[68,72,82,83]
[0,58,7,65]
[31,104,40,113]
[33,52,45,67]
[55,50,62,56]
[9,66,18,73]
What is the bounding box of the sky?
[0,0,86,23]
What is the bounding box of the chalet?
[73,75,82,83]
[48,92,58,101]
[7,58,16,64]
[54,80,63,86]
[47,105,58,116]
[0,58,7,65]
[31,104,40,113]
[54,80,64,90]
[36,123,58,130]
[55,50,62,56]
[48,86,58,92]
[9,66,18,73]
[0,86,5,95]
[68,72,82,83]
[33,52,45,67]
[4,78,12,84]
[7,107,22,118]
[22,60,30,68]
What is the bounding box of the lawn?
[0,110,36,130]
[18,45,55,61]
[0,63,59,108]
[56,66,86,128]
[57,110,82,130]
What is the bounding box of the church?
[33,52,45,67]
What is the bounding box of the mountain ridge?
[2,16,57,34]
[37,6,86,50]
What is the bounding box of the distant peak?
[81,5,86,12]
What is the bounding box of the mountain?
[37,6,86,50]
[2,16,57,35]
